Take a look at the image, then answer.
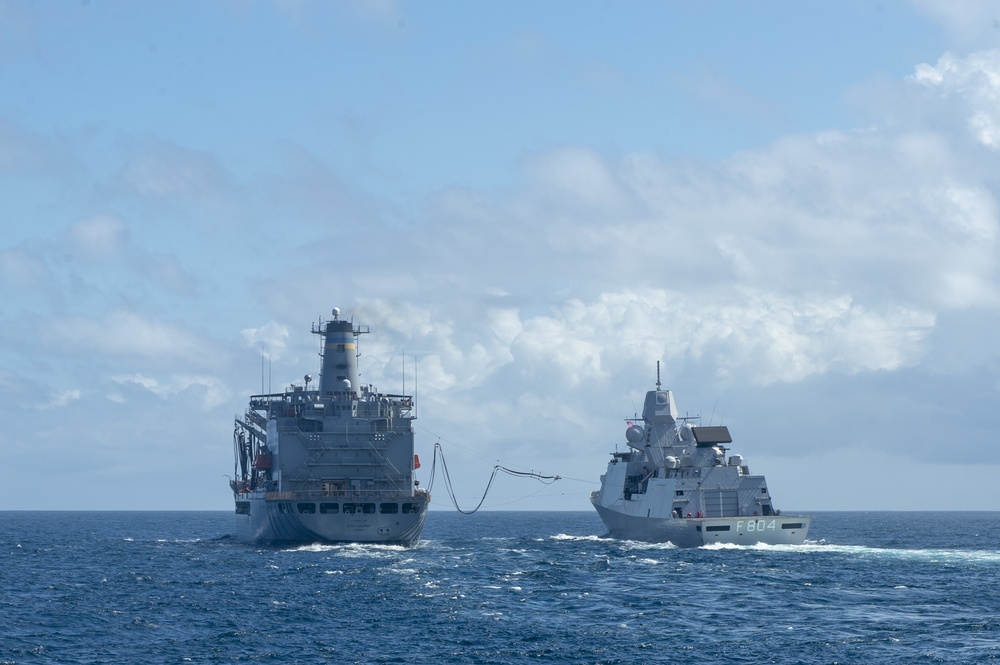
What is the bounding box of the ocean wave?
[282,542,407,556]
[799,542,1000,565]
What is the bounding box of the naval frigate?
[230,308,429,545]
[591,367,810,547]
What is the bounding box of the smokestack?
[318,310,362,397]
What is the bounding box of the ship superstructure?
[591,368,810,547]
[230,308,429,545]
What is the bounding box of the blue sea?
[2,511,999,664]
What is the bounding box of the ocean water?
[1,511,998,664]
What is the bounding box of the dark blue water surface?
[2,511,999,664]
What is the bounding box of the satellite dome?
[332,307,341,319]
[625,425,644,443]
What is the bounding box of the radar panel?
[692,426,732,445]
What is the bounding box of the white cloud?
[341,289,934,432]
[241,321,291,360]
[38,389,81,410]
[502,290,934,387]
[512,306,607,388]
[911,50,1000,150]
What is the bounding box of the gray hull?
[236,493,428,546]
[593,500,810,547]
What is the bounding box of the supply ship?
[230,308,429,545]
[591,366,810,547]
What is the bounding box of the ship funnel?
[318,318,362,396]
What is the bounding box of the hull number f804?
[736,519,776,532]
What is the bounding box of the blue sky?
[3,0,1000,511]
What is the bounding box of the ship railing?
[249,393,296,409]
[265,489,420,501]
[279,424,404,438]
[284,474,412,490]
[249,391,413,410]
[302,459,387,467]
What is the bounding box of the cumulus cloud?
[405,123,999,350]
[241,321,291,360]
[911,50,1000,150]
[420,290,934,390]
